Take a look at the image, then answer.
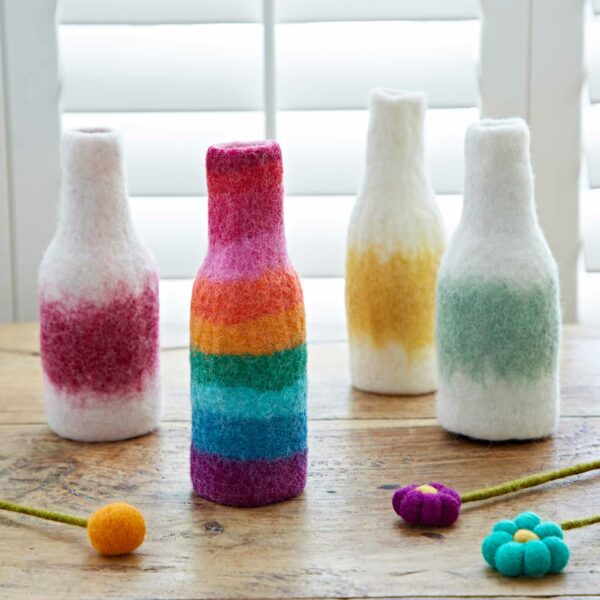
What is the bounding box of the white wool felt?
[346,88,445,396]
[44,375,163,442]
[39,128,156,303]
[349,89,445,257]
[349,341,437,395]
[436,118,561,441]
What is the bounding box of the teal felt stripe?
[436,276,560,383]
[192,378,307,419]
[191,408,307,460]
[190,344,307,391]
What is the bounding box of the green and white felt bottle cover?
[435,118,561,441]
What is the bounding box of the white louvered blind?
[59,0,480,279]
[583,0,600,271]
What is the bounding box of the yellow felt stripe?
[191,304,306,356]
[346,245,442,358]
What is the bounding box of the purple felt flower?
[392,482,461,527]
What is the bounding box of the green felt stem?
[0,499,88,528]
[561,514,600,531]
[460,459,600,503]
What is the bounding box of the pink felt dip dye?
[40,276,159,401]
[202,140,287,281]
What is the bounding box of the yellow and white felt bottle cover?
[346,89,445,395]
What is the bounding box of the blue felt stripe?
[191,408,307,461]
[191,377,307,420]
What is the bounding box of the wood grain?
[1,420,600,599]
[1,323,600,598]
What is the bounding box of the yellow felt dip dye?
[513,529,540,543]
[415,484,438,495]
[346,246,442,357]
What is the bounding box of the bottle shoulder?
[39,233,158,300]
[348,194,445,252]
[439,224,558,284]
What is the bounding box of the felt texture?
[87,503,146,556]
[346,89,445,395]
[190,446,307,507]
[191,409,307,460]
[190,140,307,507]
[482,512,569,577]
[190,344,306,391]
[191,304,305,355]
[392,482,461,527]
[191,379,307,419]
[436,119,561,441]
[39,129,162,442]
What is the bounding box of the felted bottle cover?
[346,89,445,395]
[39,129,162,442]
[436,118,561,440]
[189,140,308,507]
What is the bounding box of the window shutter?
[59,0,479,278]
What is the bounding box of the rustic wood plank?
[1,323,599,424]
[0,419,600,599]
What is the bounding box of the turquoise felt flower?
[482,512,570,577]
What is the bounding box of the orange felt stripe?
[191,304,306,355]
[191,268,303,325]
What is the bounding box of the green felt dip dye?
[436,276,559,383]
[190,344,307,391]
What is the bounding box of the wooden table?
[1,323,599,599]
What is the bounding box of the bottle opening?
[74,127,115,135]
[478,118,526,130]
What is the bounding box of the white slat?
[60,0,261,24]
[278,108,477,195]
[277,0,479,22]
[587,18,600,103]
[60,25,263,112]
[584,103,600,188]
[277,21,479,110]
[130,195,463,279]
[582,189,600,271]
[60,0,479,24]
[62,112,264,196]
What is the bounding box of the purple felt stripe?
[190,445,307,507]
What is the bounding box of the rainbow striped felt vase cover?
[189,141,308,506]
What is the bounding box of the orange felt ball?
[87,502,146,556]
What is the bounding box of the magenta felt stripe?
[190,446,307,507]
[40,277,160,398]
[199,230,290,282]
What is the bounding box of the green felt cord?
[561,514,600,531]
[0,499,88,528]
[460,459,600,503]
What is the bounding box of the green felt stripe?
[190,344,307,391]
[436,276,559,383]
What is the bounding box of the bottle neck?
[206,141,285,250]
[359,89,430,204]
[461,119,537,234]
[57,128,134,245]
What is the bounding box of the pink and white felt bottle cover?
[39,128,162,442]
